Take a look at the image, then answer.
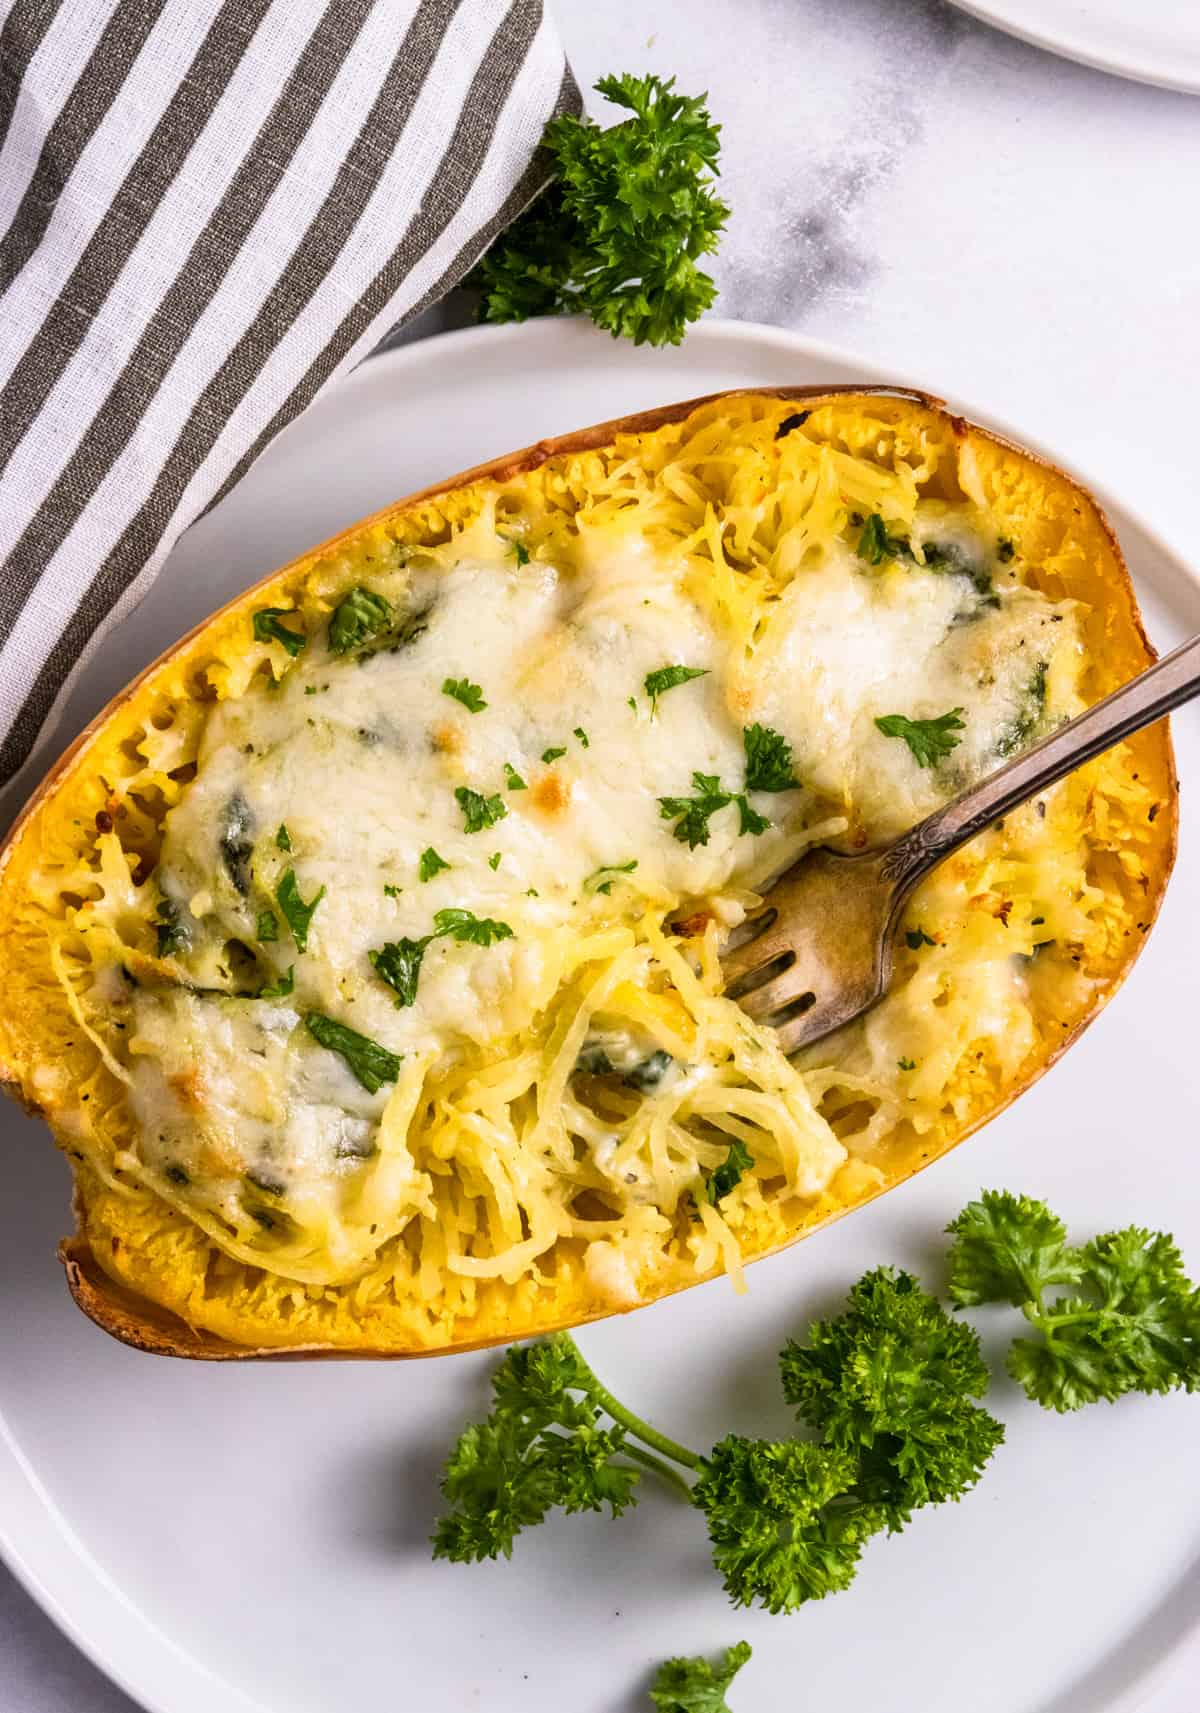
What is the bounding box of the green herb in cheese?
[585,859,638,894]
[419,847,451,882]
[252,606,306,657]
[275,869,325,952]
[256,965,295,999]
[154,898,188,958]
[659,773,734,849]
[742,723,799,793]
[305,1011,401,1093]
[659,774,770,849]
[329,587,392,655]
[369,938,428,1008]
[875,709,966,769]
[856,513,909,566]
[442,677,488,713]
[644,663,709,710]
[370,909,515,1009]
[455,787,507,834]
[696,1139,754,1205]
[432,908,514,947]
[217,791,254,896]
[996,661,1048,758]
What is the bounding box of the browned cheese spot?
[431,722,463,758]
[532,771,570,816]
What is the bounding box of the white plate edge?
[946,0,1200,96]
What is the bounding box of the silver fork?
[720,633,1200,1054]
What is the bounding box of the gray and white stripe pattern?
[0,0,577,792]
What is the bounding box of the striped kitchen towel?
[0,0,576,796]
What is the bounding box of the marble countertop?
[5,1,1198,1707]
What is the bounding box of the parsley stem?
[1027,1303,1102,1337]
[621,1442,696,1499]
[564,1335,702,1472]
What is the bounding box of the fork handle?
[880,631,1200,895]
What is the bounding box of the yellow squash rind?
[0,388,1177,1358]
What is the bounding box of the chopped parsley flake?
[329,587,391,654]
[432,908,515,947]
[875,709,965,769]
[305,1011,400,1092]
[275,869,325,952]
[573,726,590,748]
[736,797,770,837]
[585,859,638,895]
[275,823,292,851]
[370,910,514,1009]
[384,883,403,898]
[252,606,305,657]
[506,537,530,566]
[455,787,508,834]
[906,928,936,950]
[659,772,731,848]
[542,746,567,764]
[696,1139,754,1204]
[256,909,279,943]
[856,513,910,566]
[503,762,528,791]
[419,847,451,882]
[257,965,295,999]
[154,898,189,959]
[442,677,488,713]
[743,723,799,793]
[898,1057,916,1071]
[660,774,770,848]
[488,852,502,871]
[369,938,429,1009]
[644,663,708,711]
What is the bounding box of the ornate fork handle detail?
[880,631,1200,902]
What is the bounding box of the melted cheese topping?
[101,497,1078,1291]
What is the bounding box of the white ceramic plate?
[2,318,1198,1713]
[949,0,1200,93]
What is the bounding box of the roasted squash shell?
[0,388,1177,1358]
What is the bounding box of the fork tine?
[736,962,817,1021]
[718,914,792,987]
[717,844,898,1051]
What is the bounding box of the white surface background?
[3,1,1199,1708]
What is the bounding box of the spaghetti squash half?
[0,389,1176,1358]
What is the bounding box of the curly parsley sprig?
[947,1190,1200,1411]
[467,73,729,348]
[431,1268,1002,1612]
[650,1641,751,1712]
